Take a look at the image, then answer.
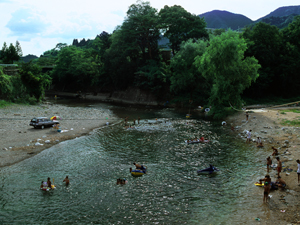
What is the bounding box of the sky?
[0,0,299,56]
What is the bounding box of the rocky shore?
[227,108,300,224]
[0,103,116,167]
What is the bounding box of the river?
[0,101,269,224]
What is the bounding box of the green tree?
[105,1,161,89]
[159,5,209,55]
[0,41,23,64]
[194,30,260,118]
[242,22,282,97]
[19,62,52,101]
[51,46,99,91]
[0,67,13,100]
[279,16,300,96]
[169,39,209,102]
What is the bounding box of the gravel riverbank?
[0,103,117,167]
[227,108,300,224]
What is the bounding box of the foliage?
[51,46,99,91]
[169,39,210,103]
[0,100,12,108]
[0,67,13,99]
[0,41,22,64]
[194,30,260,119]
[19,62,52,101]
[242,22,283,97]
[159,5,209,55]
[281,118,300,127]
[134,59,168,96]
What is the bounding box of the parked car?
[30,117,59,129]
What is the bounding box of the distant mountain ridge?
[199,5,300,30]
[199,10,253,30]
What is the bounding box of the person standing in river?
[276,157,282,177]
[63,176,69,186]
[245,111,249,121]
[267,157,272,173]
[246,130,252,143]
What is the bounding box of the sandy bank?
[227,107,300,224]
[0,103,117,167]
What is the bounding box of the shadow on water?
[0,101,271,224]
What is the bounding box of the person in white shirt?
[246,130,252,143]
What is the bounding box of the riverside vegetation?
[1,1,300,118]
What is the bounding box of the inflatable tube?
[131,169,146,177]
[41,185,56,191]
[254,183,264,187]
[197,165,219,175]
[205,108,210,112]
[222,121,226,126]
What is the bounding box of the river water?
[0,101,270,224]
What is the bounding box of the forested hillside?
[2,2,300,119]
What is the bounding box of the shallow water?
[0,102,270,224]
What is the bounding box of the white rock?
[45,140,50,143]
[35,142,43,146]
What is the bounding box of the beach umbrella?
[51,116,61,120]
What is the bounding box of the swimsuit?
[264,191,268,195]
[277,167,282,172]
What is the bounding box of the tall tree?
[242,22,283,97]
[0,41,23,64]
[159,5,209,55]
[169,39,209,102]
[194,30,260,118]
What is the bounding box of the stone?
[285,140,289,144]
[45,140,50,143]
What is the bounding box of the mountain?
[257,5,300,21]
[21,54,38,62]
[199,10,253,30]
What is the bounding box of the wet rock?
[285,140,290,144]
[282,144,288,148]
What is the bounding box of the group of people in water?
[117,162,147,185]
[40,176,69,190]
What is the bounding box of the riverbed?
[0,101,278,224]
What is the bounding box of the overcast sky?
[1,0,299,56]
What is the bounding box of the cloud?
[6,8,49,40]
[0,0,12,3]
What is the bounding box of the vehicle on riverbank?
[30,117,59,129]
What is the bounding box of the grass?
[0,100,13,108]
[281,118,300,127]
[280,109,300,114]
